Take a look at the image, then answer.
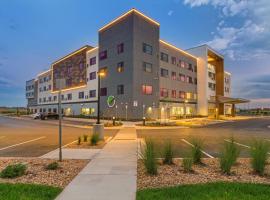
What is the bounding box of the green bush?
[90,133,100,146]
[83,134,88,142]
[191,138,203,164]
[162,140,174,165]
[45,162,59,170]
[77,136,81,145]
[0,163,27,178]
[219,138,240,174]
[182,158,193,172]
[141,138,157,175]
[250,140,269,175]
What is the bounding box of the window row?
[160,88,197,100]
[26,85,34,91]
[160,68,197,84]
[98,43,124,62]
[208,82,216,91]
[39,75,51,84]
[39,85,51,92]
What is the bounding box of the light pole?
[142,104,145,118]
[125,103,128,121]
[115,105,118,120]
[184,99,188,119]
[97,70,106,124]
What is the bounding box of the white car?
[32,113,42,119]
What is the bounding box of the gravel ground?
[0,158,89,188]
[137,158,270,190]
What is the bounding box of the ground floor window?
[81,108,95,115]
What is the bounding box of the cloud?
[0,76,14,87]
[168,10,174,16]
[183,0,249,16]
[183,0,270,60]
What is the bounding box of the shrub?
[83,134,88,142]
[250,140,269,175]
[90,133,100,146]
[141,138,157,175]
[45,162,59,170]
[191,138,203,164]
[219,138,240,174]
[77,136,81,145]
[163,140,174,165]
[182,158,193,172]
[0,163,27,178]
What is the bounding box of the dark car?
[40,112,59,120]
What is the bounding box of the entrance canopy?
[216,95,249,104]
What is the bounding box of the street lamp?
[125,103,128,121]
[184,99,188,119]
[97,70,106,124]
[142,104,145,118]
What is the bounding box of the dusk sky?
[0,0,269,107]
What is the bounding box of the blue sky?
[0,0,269,107]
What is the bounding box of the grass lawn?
[137,182,270,200]
[0,183,62,200]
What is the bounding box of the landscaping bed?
[137,182,270,200]
[65,136,112,149]
[137,158,270,190]
[0,158,88,188]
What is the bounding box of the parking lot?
[138,117,270,158]
[0,116,119,157]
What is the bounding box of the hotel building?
[26,8,235,120]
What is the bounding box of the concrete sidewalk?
[56,127,137,200]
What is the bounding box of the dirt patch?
[0,158,89,188]
[138,158,270,190]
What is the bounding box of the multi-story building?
[26,8,234,119]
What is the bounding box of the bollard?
[143,117,146,126]
[112,116,116,126]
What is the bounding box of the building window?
[171,71,177,80]
[171,90,177,98]
[117,43,124,54]
[180,60,185,68]
[160,88,169,97]
[99,50,107,60]
[61,95,64,100]
[48,85,51,90]
[194,78,197,85]
[39,98,41,103]
[89,72,96,80]
[100,87,107,96]
[143,62,152,73]
[208,71,216,80]
[79,91,84,99]
[161,68,169,78]
[171,56,176,65]
[117,62,124,72]
[53,96,57,101]
[90,57,96,65]
[160,52,168,62]
[188,64,193,72]
[179,91,185,99]
[187,76,193,84]
[179,74,185,82]
[142,85,153,95]
[117,84,124,95]
[89,90,96,98]
[142,43,152,55]
[99,67,108,76]
[48,97,52,102]
[67,93,72,100]
[208,82,216,91]
[43,97,46,102]
[186,92,192,99]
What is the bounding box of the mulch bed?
[0,158,89,188]
[65,136,111,149]
[137,158,270,190]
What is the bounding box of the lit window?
[143,62,152,73]
[99,50,107,60]
[160,88,169,97]
[90,57,96,65]
[117,43,124,54]
[171,72,176,80]
[179,91,185,99]
[117,62,124,72]
[171,90,177,98]
[186,92,192,99]
[142,85,153,95]
[142,43,152,55]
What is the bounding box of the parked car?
[32,112,42,119]
[40,112,59,120]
